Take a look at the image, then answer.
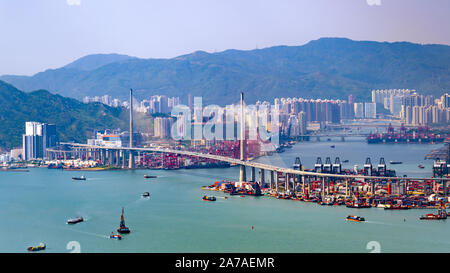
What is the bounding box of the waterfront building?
[441,93,450,108]
[87,130,122,147]
[364,102,377,119]
[0,153,10,162]
[286,115,300,137]
[10,148,23,161]
[354,103,364,118]
[22,122,58,160]
[348,94,354,104]
[154,117,174,139]
[101,95,112,105]
[298,111,307,135]
[306,122,321,131]
[372,89,413,105]
[389,95,403,116]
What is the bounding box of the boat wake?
[65,227,109,239]
[364,220,397,226]
[85,177,119,181]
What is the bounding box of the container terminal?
[367,124,446,144]
[202,156,450,211]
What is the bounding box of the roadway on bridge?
[59,142,449,182]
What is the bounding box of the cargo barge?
[367,124,446,144]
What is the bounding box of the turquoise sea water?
[1,140,449,253]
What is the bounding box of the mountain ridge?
[1,37,449,105]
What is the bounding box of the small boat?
[330,145,335,148]
[144,175,157,179]
[418,164,425,169]
[117,207,131,234]
[342,160,349,163]
[142,192,150,197]
[67,217,84,224]
[72,176,86,181]
[202,195,216,201]
[110,233,122,240]
[389,161,403,164]
[27,243,46,252]
[346,215,365,222]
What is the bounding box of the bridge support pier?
[285,173,289,194]
[275,172,279,193]
[122,151,127,169]
[345,179,350,198]
[321,177,325,198]
[270,171,274,191]
[444,180,447,197]
[302,176,306,195]
[250,167,256,182]
[128,151,135,169]
[259,169,265,186]
[239,165,246,182]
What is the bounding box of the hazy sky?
[0,0,449,75]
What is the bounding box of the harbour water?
[1,140,449,253]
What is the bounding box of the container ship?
[367,124,446,144]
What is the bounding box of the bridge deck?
[58,142,450,181]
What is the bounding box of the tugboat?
[202,195,216,201]
[27,243,46,251]
[72,176,86,181]
[142,192,150,197]
[117,207,130,234]
[67,217,84,224]
[346,215,365,222]
[109,232,122,240]
[144,175,157,179]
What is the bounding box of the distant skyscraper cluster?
[22,122,58,160]
[83,94,180,114]
[262,97,355,136]
[401,93,450,125]
[83,95,122,107]
[372,89,413,116]
[154,117,174,138]
[372,89,450,125]
[138,95,180,114]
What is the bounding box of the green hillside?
[0,80,128,150]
